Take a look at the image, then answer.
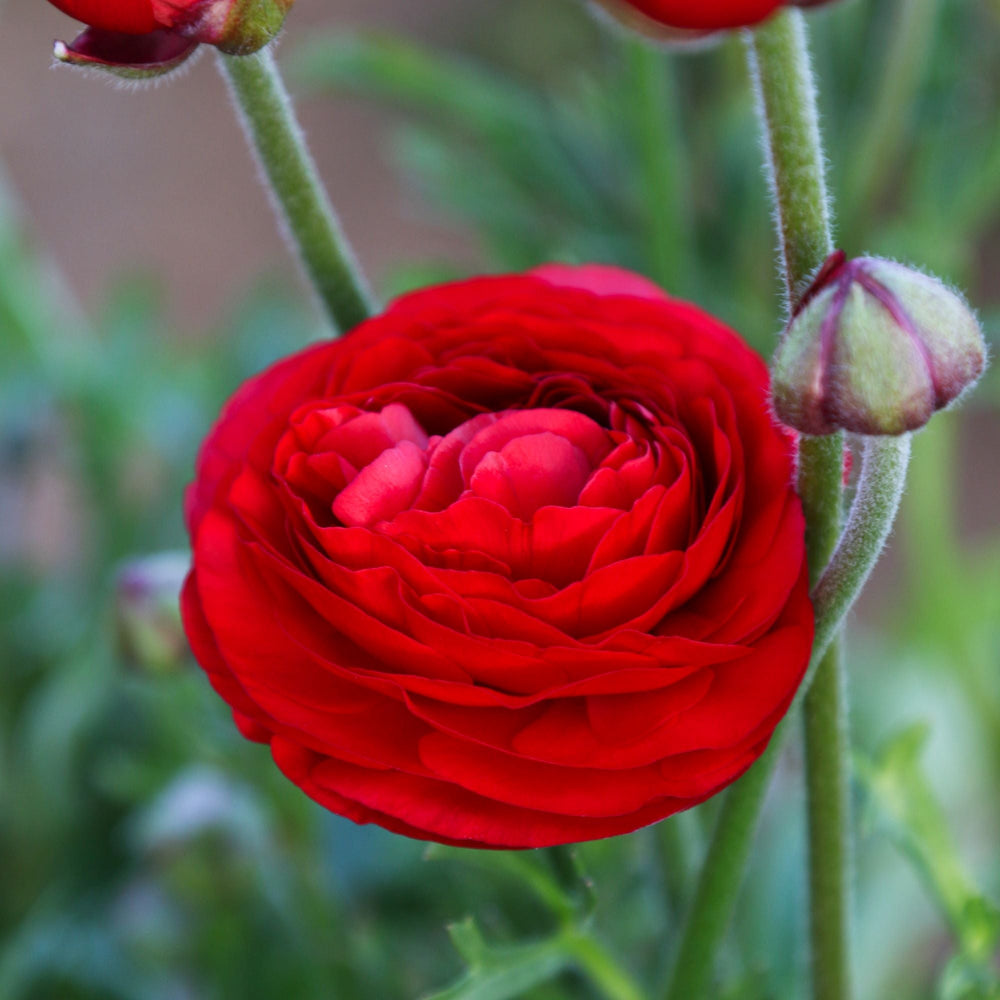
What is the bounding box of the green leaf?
[424,920,572,1000]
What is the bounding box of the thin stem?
[749,13,851,1000]
[623,40,689,291]
[655,811,700,919]
[746,11,833,308]
[802,641,849,1000]
[663,736,781,1000]
[662,12,849,998]
[810,436,912,666]
[565,930,650,1000]
[661,434,909,998]
[218,48,374,334]
[544,845,596,917]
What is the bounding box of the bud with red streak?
[772,252,987,437]
[49,0,294,79]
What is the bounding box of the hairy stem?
[810,436,912,665]
[749,13,851,1000]
[219,48,374,334]
[663,11,850,998]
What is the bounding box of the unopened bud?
[114,552,190,674]
[772,252,987,437]
[587,0,839,41]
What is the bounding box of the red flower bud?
[49,0,294,79]
[772,252,988,437]
[592,0,836,37]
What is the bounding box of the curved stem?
[809,436,912,666]
[218,48,374,334]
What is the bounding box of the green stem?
[810,436,912,665]
[662,12,850,998]
[663,736,781,1000]
[801,642,849,1000]
[623,40,689,291]
[662,434,910,997]
[746,11,833,309]
[218,49,374,334]
[749,13,852,1000]
[565,930,649,1000]
[654,811,700,919]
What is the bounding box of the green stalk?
[662,736,781,1000]
[748,13,850,1000]
[565,931,650,1000]
[810,436,912,664]
[218,48,374,334]
[623,40,689,291]
[662,432,910,1000]
[663,11,847,998]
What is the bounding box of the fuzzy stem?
[219,48,374,334]
[810,436,912,665]
[661,433,910,999]
[748,13,852,1000]
[663,12,848,999]
[746,11,833,308]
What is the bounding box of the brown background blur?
[0,0,492,328]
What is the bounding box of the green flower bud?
[114,552,190,675]
[772,252,987,436]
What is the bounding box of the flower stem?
[661,11,850,998]
[218,48,374,334]
[623,39,689,291]
[749,12,850,1000]
[662,736,781,1000]
[661,436,910,1000]
[565,930,650,1000]
[810,436,912,665]
[746,11,833,308]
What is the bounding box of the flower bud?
[772,252,987,436]
[50,0,295,79]
[114,552,190,674]
[586,0,838,37]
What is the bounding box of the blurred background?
[1,0,999,997]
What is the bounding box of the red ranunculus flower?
[182,266,813,849]
[49,0,293,77]
[597,0,832,32]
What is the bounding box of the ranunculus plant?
[182,265,813,848]
[38,0,993,998]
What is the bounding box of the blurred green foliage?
[2,0,999,997]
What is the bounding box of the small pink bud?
[772,252,987,437]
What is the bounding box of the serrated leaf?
[423,933,571,1000]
